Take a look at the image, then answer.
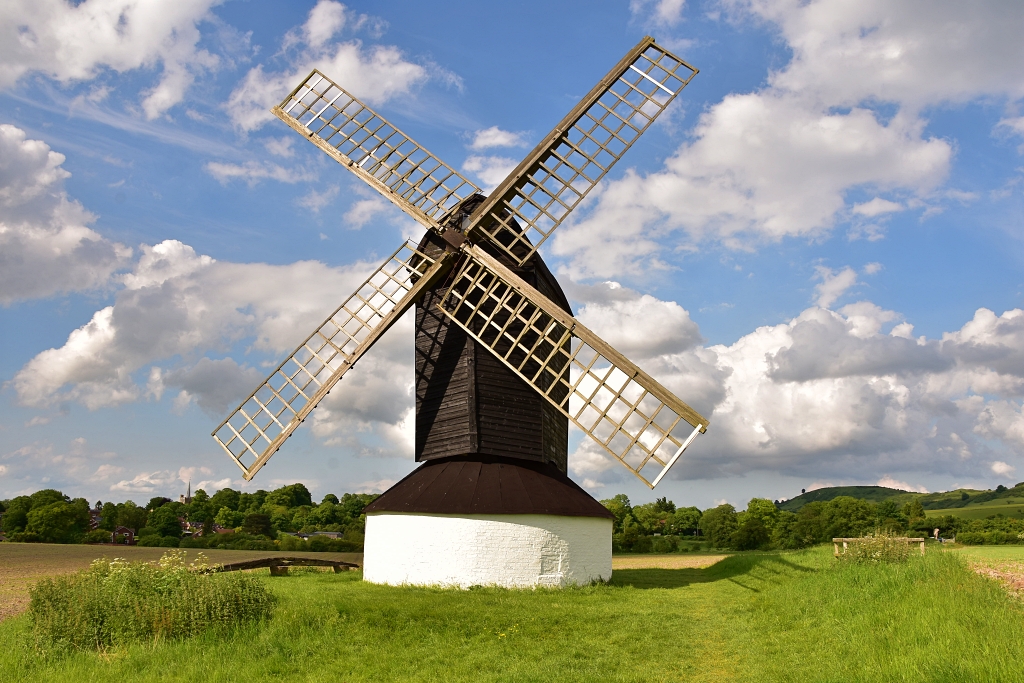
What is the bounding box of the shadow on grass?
[610,553,817,590]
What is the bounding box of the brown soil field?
[0,543,362,622]
[971,560,1024,600]
[611,554,728,570]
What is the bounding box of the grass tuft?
[28,550,275,654]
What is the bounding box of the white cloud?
[863,262,883,275]
[297,185,340,214]
[0,0,221,118]
[204,160,314,185]
[565,281,1024,484]
[468,126,527,150]
[110,470,180,493]
[263,137,295,158]
[11,239,381,411]
[553,2,1024,279]
[343,195,388,227]
[813,265,858,308]
[462,155,517,191]
[90,464,125,482]
[0,124,131,304]
[352,478,397,494]
[194,477,233,492]
[225,2,427,132]
[853,198,903,217]
[991,461,1016,477]
[876,476,928,493]
[630,0,687,27]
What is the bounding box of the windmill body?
[363,220,613,587]
[213,38,709,587]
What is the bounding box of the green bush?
[28,550,275,653]
[651,536,678,553]
[81,530,113,544]
[158,536,180,548]
[136,535,164,547]
[956,530,1023,545]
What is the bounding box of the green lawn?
[2,546,1023,682]
[950,545,1024,561]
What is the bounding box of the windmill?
[213,37,708,587]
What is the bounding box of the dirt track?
[611,554,728,570]
[0,543,361,621]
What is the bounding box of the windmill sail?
[273,71,481,232]
[437,245,708,488]
[212,242,454,480]
[464,37,697,266]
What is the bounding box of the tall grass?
[28,550,274,653]
[744,549,1024,681]
[835,531,914,564]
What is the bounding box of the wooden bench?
[216,556,360,576]
[833,537,926,556]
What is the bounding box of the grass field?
[2,544,1024,681]
[926,498,1024,520]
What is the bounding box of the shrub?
[835,532,912,564]
[651,536,679,553]
[28,551,275,653]
[158,536,181,548]
[81,530,113,544]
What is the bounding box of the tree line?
[601,494,1024,552]
[0,484,378,550]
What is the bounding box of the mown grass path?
[2,546,1023,681]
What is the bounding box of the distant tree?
[146,496,172,511]
[823,496,877,539]
[26,501,89,543]
[321,493,339,505]
[770,511,803,549]
[699,504,738,548]
[30,489,67,509]
[744,498,779,532]
[731,516,769,550]
[209,487,240,512]
[666,507,702,535]
[600,494,633,534]
[238,490,268,514]
[99,502,119,531]
[1,496,32,534]
[961,491,970,501]
[902,499,925,522]
[242,513,273,538]
[633,501,673,534]
[215,506,244,529]
[187,492,213,525]
[996,484,1007,493]
[117,501,149,532]
[266,483,313,509]
[793,502,827,545]
[653,497,676,513]
[148,505,183,538]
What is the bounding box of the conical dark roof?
[364,455,613,519]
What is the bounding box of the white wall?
[363,513,612,588]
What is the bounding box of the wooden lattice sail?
[213,36,708,488]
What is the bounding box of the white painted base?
[363,512,612,588]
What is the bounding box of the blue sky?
[2,0,1024,509]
